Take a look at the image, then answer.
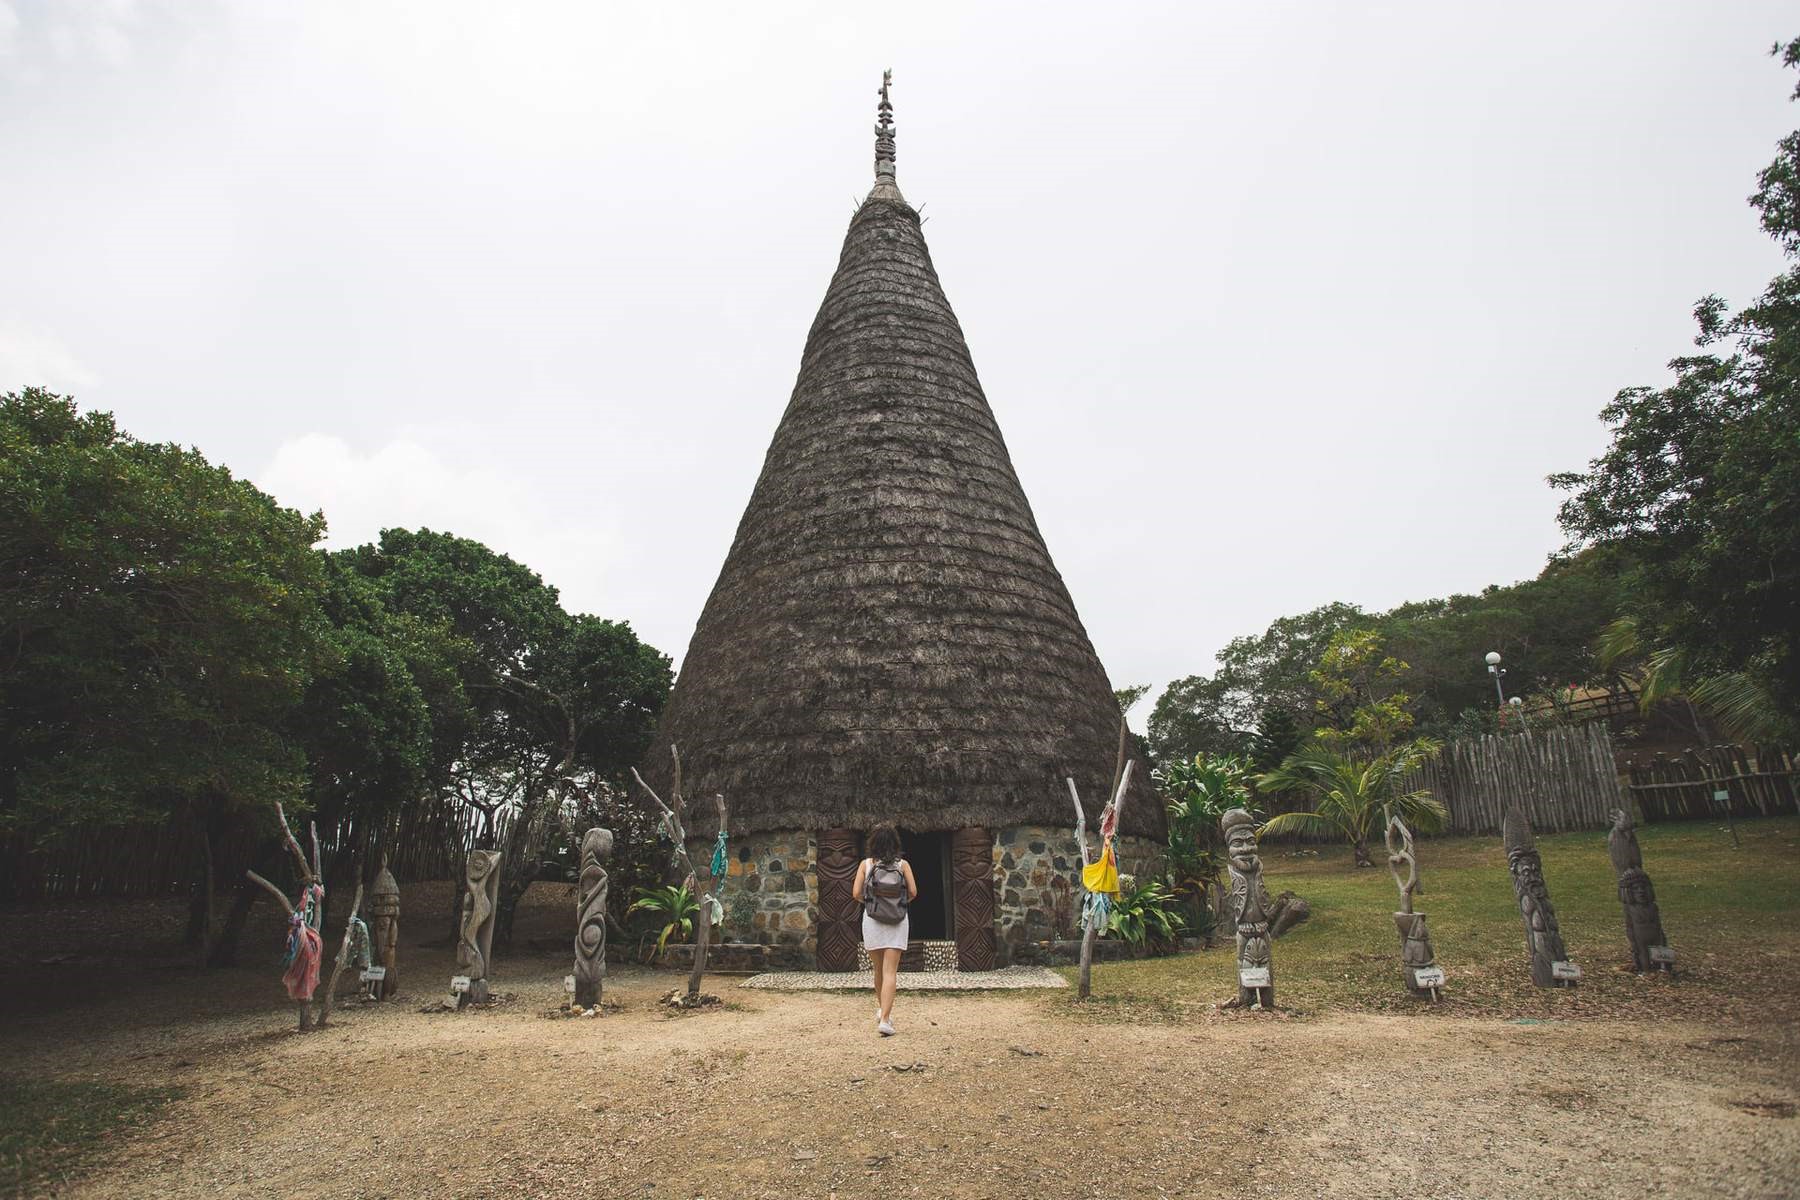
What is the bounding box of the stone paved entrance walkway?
[740,964,1067,990]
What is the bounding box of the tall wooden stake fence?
[1625,744,1798,822]
[1395,723,1625,836]
[0,791,519,905]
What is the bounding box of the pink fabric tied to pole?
[282,919,323,1001]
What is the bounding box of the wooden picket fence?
[1396,723,1625,836]
[1625,744,1799,822]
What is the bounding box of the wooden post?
[631,744,729,1006]
[1068,758,1132,1001]
[316,881,366,1028]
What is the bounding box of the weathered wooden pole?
[631,743,730,1006]
[1069,758,1132,1001]
[316,881,366,1027]
[243,802,326,1030]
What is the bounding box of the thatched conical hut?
[643,75,1162,970]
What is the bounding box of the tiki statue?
[573,827,613,1007]
[1503,809,1577,987]
[1221,808,1275,1009]
[368,862,400,999]
[1385,816,1443,999]
[456,850,503,1005]
[1608,809,1673,973]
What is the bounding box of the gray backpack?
[864,859,909,924]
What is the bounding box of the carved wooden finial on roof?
[874,68,896,180]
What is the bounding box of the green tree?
[1550,39,1800,744]
[0,389,327,833]
[1258,741,1447,867]
[1309,629,1415,752]
[1148,602,1369,761]
[345,529,672,946]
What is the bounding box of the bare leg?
[878,949,899,1020]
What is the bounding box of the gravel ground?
[4,944,1796,1200]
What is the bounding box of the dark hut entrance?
[899,829,952,940]
[813,825,998,972]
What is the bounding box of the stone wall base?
[660,941,812,973]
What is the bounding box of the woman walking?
[852,822,917,1036]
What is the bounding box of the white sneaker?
[878,1018,895,1036]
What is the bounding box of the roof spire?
[874,69,896,182]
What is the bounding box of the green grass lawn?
[0,1078,179,1199]
[1056,816,1800,1023]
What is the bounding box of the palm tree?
[1258,741,1447,867]
[1599,615,1793,745]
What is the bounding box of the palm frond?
[1258,809,1339,839]
[1687,671,1796,744]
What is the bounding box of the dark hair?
[867,823,901,864]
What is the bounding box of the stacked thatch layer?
[644,179,1161,842]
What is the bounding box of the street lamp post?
[1484,651,1506,709]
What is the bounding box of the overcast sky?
[3,2,1794,715]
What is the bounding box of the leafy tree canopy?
[0,388,328,829]
[1551,37,1800,743]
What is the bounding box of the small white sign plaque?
[1649,945,1676,964]
[1713,789,1730,803]
[1412,966,1446,989]
[1551,961,1582,981]
[1239,967,1271,988]
[359,966,387,982]
[563,974,576,994]
[450,974,471,994]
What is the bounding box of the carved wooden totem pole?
[1503,808,1578,987]
[951,826,998,971]
[456,849,503,1005]
[1385,816,1444,1000]
[815,828,863,972]
[1608,809,1674,973]
[573,827,613,1007]
[368,861,400,999]
[1222,808,1275,1009]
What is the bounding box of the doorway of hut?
[898,828,953,940]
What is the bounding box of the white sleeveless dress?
[861,858,910,952]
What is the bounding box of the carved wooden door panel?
[814,828,862,971]
[951,825,998,971]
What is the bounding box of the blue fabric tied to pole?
[709,830,728,882]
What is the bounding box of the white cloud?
[256,433,621,614]
[0,322,100,392]
[0,2,20,60]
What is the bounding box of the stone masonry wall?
[688,825,1164,968]
[993,825,1163,961]
[688,831,818,955]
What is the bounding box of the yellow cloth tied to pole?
[1082,839,1119,896]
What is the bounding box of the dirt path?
[6,950,1797,1200]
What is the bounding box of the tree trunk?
[183,825,213,951]
[1077,918,1098,999]
[205,876,258,967]
[686,884,713,1000]
[493,870,534,951]
[1353,840,1374,867]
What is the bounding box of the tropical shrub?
[1157,752,1255,936]
[1107,878,1186,950]
[626,883,697,962]
[1258,741,1447,867]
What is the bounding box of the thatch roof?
[642,88,1161,842]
